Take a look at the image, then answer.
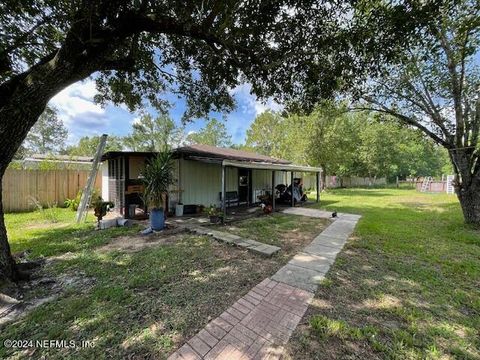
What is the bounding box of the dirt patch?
[97,227,187,253]
[0,267,95,328]
[24,222,70,230]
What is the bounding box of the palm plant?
[142,151,174,210]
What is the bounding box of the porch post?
[316,171,320,203]
[271,170,276,212]
[222,165,226,223]
[291,171,294,207]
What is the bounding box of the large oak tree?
[0,0,441,283]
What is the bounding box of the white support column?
[272,170,276,212]
[291,171,294,207]
[222,165,226,223]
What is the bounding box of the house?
[100,144,322,219]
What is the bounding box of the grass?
[285,188,480,360]
[3,190,479,359]
[6,209,138,258]
[0,208,326,359]
[216,213,330,259]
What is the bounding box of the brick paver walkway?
[169,209,360,360]
[169,278,312,360]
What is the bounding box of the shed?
[100,144,322,219]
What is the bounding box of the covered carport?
[221,159,323,220]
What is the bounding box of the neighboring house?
[21,154,94,170]
[100,144,322,219]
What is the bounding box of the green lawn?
[6,210,138,258]
[0,208,325,359]
[2,190,479,359]
[217,213,330,260]
[286,188,480,359]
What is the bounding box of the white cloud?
[131,116,142,125]
[49,79,110,143]
[50,79,104,124]
[254,98,284,115]
[229,83,284,116]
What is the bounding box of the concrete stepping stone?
[281,207,334,219]
[312,234,347,249]
[320,221,357,240]
[337,213,362,221]
[302,242,341,259]
[289,252,334,273]
[188,226,280,257]
[271,263,325,292]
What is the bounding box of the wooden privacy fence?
[2,169,101,212]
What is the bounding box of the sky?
[49,79,283,146]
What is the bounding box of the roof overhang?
[222,159,322,173]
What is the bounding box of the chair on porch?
[219,191,240,207]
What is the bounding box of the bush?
[64,188,100,211]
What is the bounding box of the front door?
[238,169,251,205]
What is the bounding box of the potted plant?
[142,151,174,230]
[205,205,223,224]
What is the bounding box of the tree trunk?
[456,177,480,226]
[0,180,17,283]
[0,53,98,282]
[451,149,480,227]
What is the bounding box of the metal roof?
[173,144,291,164]
[100,146,319,172]
[29,154,93,162]
[222,159,322,173]
[101,151,157,161]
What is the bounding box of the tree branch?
[352,102,450,148]
[437,25,464,147]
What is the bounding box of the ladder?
[420,176,433,192]
[76,134,108,223]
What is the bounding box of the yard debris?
[99,217,133,230]
[141,227,154,235]
[0,271,96,327]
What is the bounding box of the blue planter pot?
[150,208,165,230]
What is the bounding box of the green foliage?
[124,112,185,151]
[246,103,450,180]
[65,135,123,157]
[353,1,479,208]
[245,110,316,164]
[64,198,79,212]
[186,118,232,147]
[7,161,22,170]
[64,189,100,211]
[203,204,219,216]
[245,111,284,156]
[37,158,59,170]
[21,106,67,156]
[65,191,82,212]
[142,151,174,209]
[3,1,402,120]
